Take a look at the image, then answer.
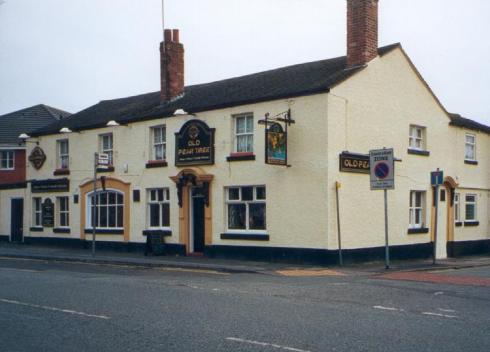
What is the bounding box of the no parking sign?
[369,148,395,190]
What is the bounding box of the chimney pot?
[172,29,179,43]
[164,29,172,42]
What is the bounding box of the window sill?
[30,227,43,232]
[53,168,70,176]
[455,221,463,227]
[145,160,168,168]
[407,149,430,157]
[464,221,479,227]
[97,166,115,173]
[221,233,269,241]
[84,228,124,235]
[227,153,256,162]
[464,160,478,165]
[142,229,172,237]
[53,228,71,234]
[407,227,429,234]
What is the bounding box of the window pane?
[415,209,421,226]
[100,193,107,205]
[100,206,108,227]
[228,188,240,200]
[116,205,124,227]
[236,117,245,134]
[155,144,164,160]
[242,187,253,201]
[108,206,116,227]
[466,195,476,202]
[161,204,170,227]
[236,135,247,152]
[249,203,266,230]
[228,204,246,229]
[415,192,422,207]
[108,192,116,204]
[465,135,475,144]
[153,128,162,144]
[117,193,123,204]
[165,189,170,200]
[150,204,160,227]
[465,204,475,220]
[245,116,253,133]
[256,186,266,200]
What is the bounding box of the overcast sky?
[0,0,489,125]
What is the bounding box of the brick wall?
[160,29,185,102]
[0,149,26,184]
[347,0,379,67]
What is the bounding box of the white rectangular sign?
[369,148,395,190]
[97,153,110,166]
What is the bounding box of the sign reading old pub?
[175,120,215,166]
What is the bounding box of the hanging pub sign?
[260,109,295,166]
[266,123,287,165]
[175,120,215,166]
[31,178,70,193]
[29,146,47,170]
[42,198,55,227]
[339,152,370,174]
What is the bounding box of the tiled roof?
[449,113,490,135]
[32,44,401,136]
[0,104,71,146]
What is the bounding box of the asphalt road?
[0,257,489,352]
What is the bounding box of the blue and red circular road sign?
[374,162,390,179]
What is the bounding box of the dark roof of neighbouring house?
[449,113,490,135]
[32,44,401,136]
[0,104,71,145]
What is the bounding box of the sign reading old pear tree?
[175,120,215,166]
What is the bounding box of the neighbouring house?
[0,104,71,242]
[3,0,489,263]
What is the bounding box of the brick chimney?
[160,29,184,102]
[346,0,379,67]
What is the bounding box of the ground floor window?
[465,194,477,221]
[87,190,124,228]
[409,191,425,229]
[454,193,460,222]
[147,188,170,228]
[32,197,42,227]
[226,186,266,231]
[56,196,69,227]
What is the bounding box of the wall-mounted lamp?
[106,120,120,127]
[173,109,196,116]
[59,127,73,133]
[18,133,39,145]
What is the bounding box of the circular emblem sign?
[374,162,390,179]
[29,146,47,170]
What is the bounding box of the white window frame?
[56,196,70,228]
[147,188,170,229]
[86,189,124,229]
[464,133,476,161]
[99,133,114,165]
[454,193,461,223]
[151,126,166,161]
[409,125,425,151]
[0,150,14,170]
[226,185,266,233]
[234,114,254,153]
[32,197,42,227]
[57,139,69,169]
[409,191,425,229]
[465,194,477,222]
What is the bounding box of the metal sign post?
[430,169,444,265]
[92,152,98,257]
[369,148,395,269]
[335,181,343,266]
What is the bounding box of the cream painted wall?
[326,48,489,250]
[25,93,331,249]
[0,188,28,238]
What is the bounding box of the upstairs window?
[465,194,477,221]
[99,133,113,165]
[56,196,69,227]
[234,114,254,153]
[0,150,14,170]
[57,139,69,169]
[465,133,476,161]
[409,191,425,229]
[147,188,170,228]
[151,126,166,161]
[409,125,425,150]
[226,186,266,231]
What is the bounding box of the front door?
[10,198,24,242]
[191,188,205,253]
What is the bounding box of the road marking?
[373,305,404,312]
[422,312,457,319]
[276,269,343,277]
[0,298,110,320]
[438,308,456,313]
[226,337,311,352]
[0,267,42,273]
[157,267,229,275]
[434,291,444,295]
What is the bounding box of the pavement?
[0,241,489,276]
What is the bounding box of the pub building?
[5,0,489,264]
